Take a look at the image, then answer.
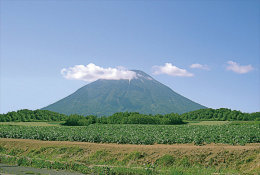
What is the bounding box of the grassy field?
[0,138,259,174]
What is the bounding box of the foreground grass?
[1,138,259,174]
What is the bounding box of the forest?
[0,108,259,125]
[0,109,67,122]
[181,108,260,121]
[64,112,184,126]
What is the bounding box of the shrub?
[155,155,175,167]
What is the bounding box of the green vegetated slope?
[42,70,206,116]
[0,124,259,145]
[1,139,259,175]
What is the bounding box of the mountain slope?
[42,70,206,116]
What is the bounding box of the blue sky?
[1,0,259,114]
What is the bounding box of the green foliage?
[250,112,260,121]
[122,151,146,164]
[0,108,259,126]
[64,112,184,126]
[0,110,184,126]
[63,108,259,126]
[64,114,97,126]
[181,108,260,121]
[98,112,184,125]
[155,155,175,167]
[0,109,67,122]
[0,124,259,145]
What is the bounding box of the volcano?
[42,70,206,116]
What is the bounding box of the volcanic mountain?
[42,70,206,116]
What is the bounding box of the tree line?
[64,112,184,126]
[181,108,260,121]
[0,109,67,122]
[0,108,259,125]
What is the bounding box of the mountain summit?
[42,70,206,116]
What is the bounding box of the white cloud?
[153,63,194,77]
[61,63,136,82]
[226,61,254,74]
[190,63,210,70]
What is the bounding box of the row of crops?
[0,124,259,145]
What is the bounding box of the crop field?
[0,124,259,145]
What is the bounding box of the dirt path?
[0,163,84,175]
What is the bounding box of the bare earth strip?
[1,138,259,151]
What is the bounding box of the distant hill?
[42,70,206,116]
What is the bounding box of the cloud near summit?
[190,63,210,70]
[61,63,136,82]
[153,63,193,77]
